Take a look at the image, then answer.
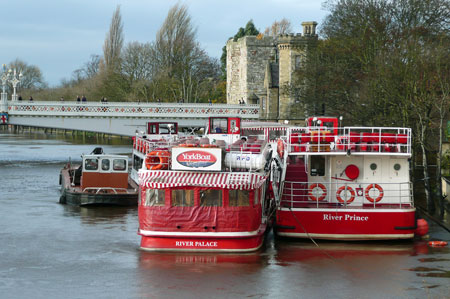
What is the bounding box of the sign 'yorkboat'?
[132,118,281,252]
[272,116,418,240]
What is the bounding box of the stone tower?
[226,21,318,123]
[277,21,318,121]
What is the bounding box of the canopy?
[139,170,267,190]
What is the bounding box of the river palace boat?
[273,116,416,240]
[132,118,278,252]
[59,147,138,206]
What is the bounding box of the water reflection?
[62,205,137,225]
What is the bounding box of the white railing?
[7,101,259,119]
[280,181,413,209]
[285,126,412,155]
[82,187,136,194]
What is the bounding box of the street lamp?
[8,68,23,101]
[1,65,9,112]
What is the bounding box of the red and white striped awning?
[139,170,267,190]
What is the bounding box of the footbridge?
[1,100,259,136]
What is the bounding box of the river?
[0,130,449,299]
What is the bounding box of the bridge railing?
[7,101,259,119]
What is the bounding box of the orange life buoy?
[428,241,448,247]
[277,139,285,159]
[365,184,384,202]
[179,144,197,147]
[308,183,327,201]
[145,151,170,170]
[336,186,355,203]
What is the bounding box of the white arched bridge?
[1,100,259,136]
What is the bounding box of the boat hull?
[275,208,416,240]
[139,224,267,252]
[59,168,138,206]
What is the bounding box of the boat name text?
[323,214,369,221]
[175,241,218,247]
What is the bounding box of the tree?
[152,3,220,102]
[264,18,292,36]
[8,59,47,91]
[103,5,124,73]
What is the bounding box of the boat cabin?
[147,122,178,135]
[80,151,129,192]
[207,117,241,144]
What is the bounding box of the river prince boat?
[133,118,278,252]
[273,117,416,240]
[59,147,138,206]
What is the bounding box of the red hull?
[139,224,267,252]
[276,208,416,240]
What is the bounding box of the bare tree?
[121,42,155,84]
[8,59,47,90]
[103,5,124,72]
[264,18,292,36]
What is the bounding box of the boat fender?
[308,183,327,201]
[365,184,384,202]
[277,139,284,159]
[336,186,355,203]
[415,219,429,237]
[428,241,448,247]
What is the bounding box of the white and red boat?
[273,116,416,240]
[133,118,277,252]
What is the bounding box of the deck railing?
[280,181,413,209]
[285,126,412,155]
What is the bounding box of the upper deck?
[284,117,412,156]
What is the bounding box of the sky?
[0,0,329,86]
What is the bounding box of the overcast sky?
[0,0,329,86]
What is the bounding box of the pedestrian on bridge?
[29,96,33,102]
[18,95,22,101]
[77,96,81,102]
[82,95,87,102]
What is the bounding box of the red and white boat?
[132,118,277,252]
[273,116,416,240]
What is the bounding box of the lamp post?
[1,65,9,112]
[8,68,23,101]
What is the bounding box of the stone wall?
[227,36,275,104]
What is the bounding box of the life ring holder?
[308,183,327,201]
[277,139,285,159]
[365,184,384,202]
[145,151,170,170]
[336,186,356,203]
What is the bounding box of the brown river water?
[0,130,449,298]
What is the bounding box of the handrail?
[82,187,135,194]
[280,181,413,209]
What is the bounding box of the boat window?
[145,189,165,206]
[101,159,110,171]
[113,159,127,171]
[84,158,98,171]
[159,123,177,134]
[200,189,222,207]
[133,155,143,171]
[229,190,249,207]
[172,189,194,207]
[210,118,228,134]
[148,124,157,134]
[310,155,325,176]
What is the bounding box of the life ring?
[277,139,285,159]
[200,144,218,148]
[179,144,197,147]
[145,151,170,170]
[365,184,384,202]
[428,241,448,247]
[336,186,355,203]
[308,183,327,201]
